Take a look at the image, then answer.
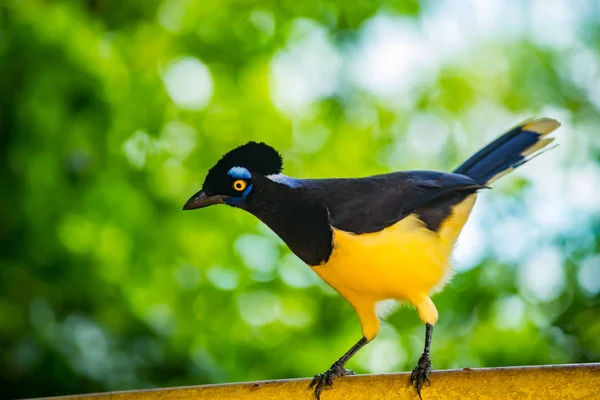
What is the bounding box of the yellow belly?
[312,195,476,340]
[313,214,450,301]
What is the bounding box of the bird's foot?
[310,363,354,400]
[410,353,432,400]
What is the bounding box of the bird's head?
[183,141,283,210]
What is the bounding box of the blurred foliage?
[1,0,600,399]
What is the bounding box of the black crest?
[203,141,283,192]
[215,141,283,175]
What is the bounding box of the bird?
[183,117,561,399]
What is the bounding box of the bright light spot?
[122,130,156,169]
[206,266,239,291]
[376,299,398,319]
[250,10,275,37]
[158,0,187,32]
[58,214,95,254]
[577,255,600,296]
[566,46,599,90]
[525,175,573,236]
[406,114,449,158]
[491,215,539,264]
[356,325,405,372]
[97,224,130,267]
[234,234,280,273]
[566,46,600,111]
[160,121,197,159]
[163,57,213,110]
[462,103,519,146]
[278,253,318,288]
[292,122,330,153]
[454,203,486,272]
[363,340,403,372]
[145,304,174,336]
[65,315,111,380]
[386,113,450,168]
[278,298,313,327]
[494,295,526,330]
[344,97,379,129]
[459,0,524,43]
[270,19,343,115]
[420,0,486,59]
[349,15,437,98]
[564,164,600,215]
[237,291,279,326]
[520,247,565,302]
[529,0,579,50]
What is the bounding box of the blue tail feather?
[453,118,560,185]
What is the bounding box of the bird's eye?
[232,179,247,192]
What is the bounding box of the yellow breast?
[312,195,476,304]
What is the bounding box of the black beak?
[182,190,227,210]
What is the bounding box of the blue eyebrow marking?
[227,166,251,179]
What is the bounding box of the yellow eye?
[232,179,247,192]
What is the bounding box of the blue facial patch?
[225,183,253,207]
[227,166,251,180]
[225,166,252,208]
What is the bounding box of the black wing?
[300,171,482,234]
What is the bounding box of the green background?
[1,1,600,398]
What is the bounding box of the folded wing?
[301,171,483,234]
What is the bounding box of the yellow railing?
[34,363,600,400]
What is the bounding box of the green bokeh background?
[1,1,600,398]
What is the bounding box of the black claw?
[410,353,433,400]
[310,375,319,388]
[310,364,354,399]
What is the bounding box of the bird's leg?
[410,323,434,400]
[310,337,368,400]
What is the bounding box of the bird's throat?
[244,177,333,266]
